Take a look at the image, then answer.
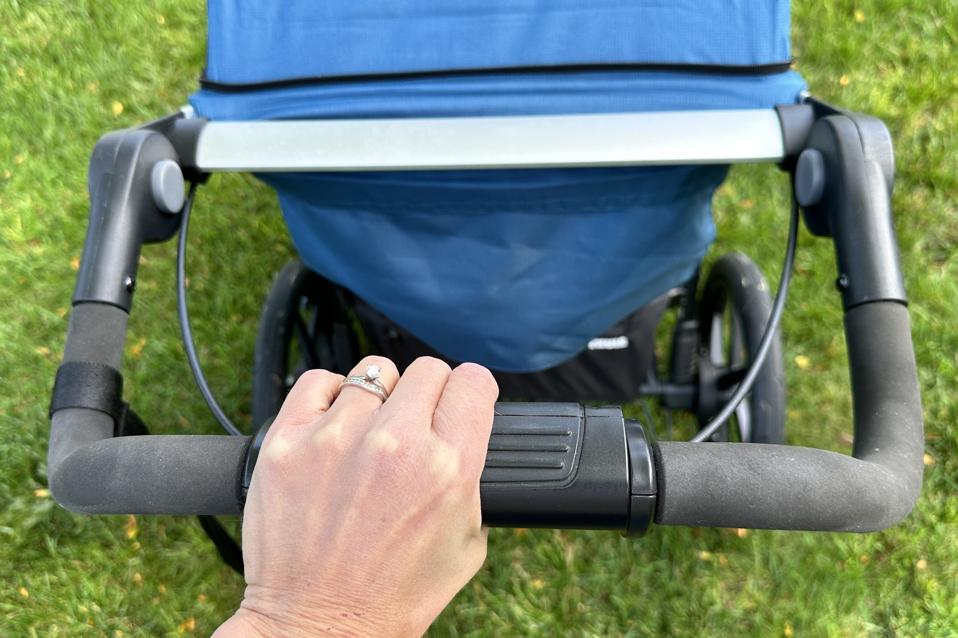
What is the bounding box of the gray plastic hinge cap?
[151,159,185,214]
[795,148,826,207]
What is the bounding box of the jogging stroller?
[48,0,923,546]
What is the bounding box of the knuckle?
[429,439,464,486]
[361,355,397,371]
[259,432,298,474]
[365,435,417,481]
[433,407,490,477]
[273,370,343,426]
[356,355,400,383]
[295,368,343,389]
[365,416,425,457]
[453,362,498,394]
[364,428,402,457]
[412,356,452,376]
[311,420,349,456]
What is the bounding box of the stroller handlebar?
[47,100,924,533]
[48,301,923,533]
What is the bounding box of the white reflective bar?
[193,110,785,172]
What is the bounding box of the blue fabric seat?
[192,1,806,372]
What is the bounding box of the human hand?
[214,355,499,637]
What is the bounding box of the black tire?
[252,260,359,428]
[697,252,786,443]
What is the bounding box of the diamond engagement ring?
[340,364,389,402]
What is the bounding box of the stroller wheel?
[252,259,359,428]
[697,253,786,443]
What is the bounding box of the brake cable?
[175,178,798,442]
[690,196,799,443]
[176,182,244,437]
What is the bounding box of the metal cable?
[172,178,796,441]
[176,183,244,437]
[690,197,799,443]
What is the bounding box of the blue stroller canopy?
[192,1,806,372]
[202,1,794,86]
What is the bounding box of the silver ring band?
[339,365,389,402]
[340,377,388,402]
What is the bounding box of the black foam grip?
[50,362,123,421]
[654,302,923,531]
[48,426,251,515]
[63,303,129,368]
[50,302,250,516]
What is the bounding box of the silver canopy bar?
[191,109,786,172]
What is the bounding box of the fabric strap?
[50,361,123,423]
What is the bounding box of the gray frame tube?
[189,110,786,172]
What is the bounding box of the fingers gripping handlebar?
[47,103,924,533]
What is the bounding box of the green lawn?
[1,1,956,636]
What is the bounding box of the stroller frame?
[185,108,786,171]
[48,96,923,535]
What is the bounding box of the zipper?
[199,61,794,93]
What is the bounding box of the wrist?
[212,612,272,638]
[214,588,401,638]
[214,608,385,638]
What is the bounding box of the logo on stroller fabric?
[587,336,630,351]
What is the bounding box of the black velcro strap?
[50,361,123,423]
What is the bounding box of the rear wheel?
[697,253,786,443]
[252,260,360,428]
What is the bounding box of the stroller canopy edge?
[204,0,794,87]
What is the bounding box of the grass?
[1,1,956,635]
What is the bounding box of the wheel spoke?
[734,399,752,442]
[709,313,725,365]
